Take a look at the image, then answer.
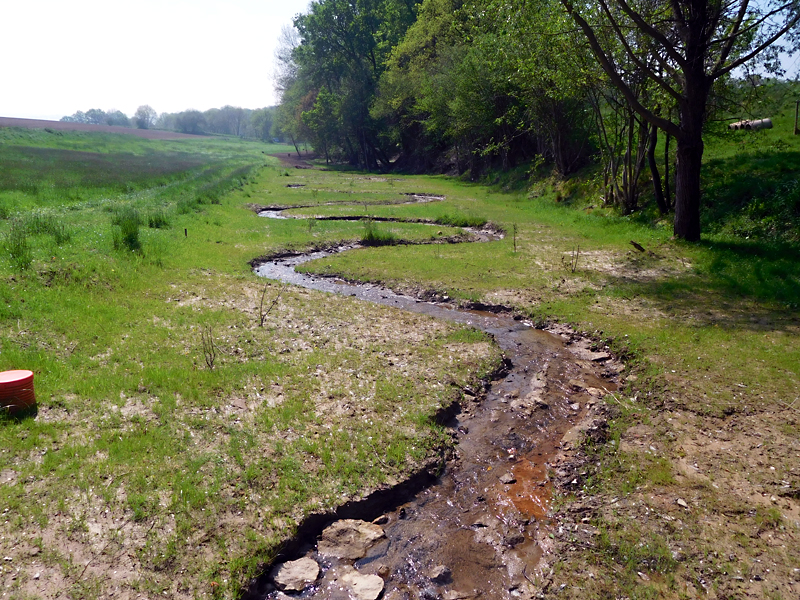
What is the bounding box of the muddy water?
[253,225,618,600]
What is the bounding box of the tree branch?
[560,0,682,138]
[598,0,684,102]
[613,0,689,69]
[714,10,800,77]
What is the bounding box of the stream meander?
[251,207,619,600]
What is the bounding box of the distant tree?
[134,105,157,129]
[155,112,177,131]
[84,109,107,125]
[175,110,205,134]
[60,111,87,123]
[250,107,275,141]
[105,110,131,127]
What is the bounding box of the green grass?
[0,129,501,598]
[2,108,799,599]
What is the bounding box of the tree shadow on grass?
[603,238,800,332]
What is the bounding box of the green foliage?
[702,150,800,242]
[284,0,418,167]
[434,213,487,228]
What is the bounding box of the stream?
[250,208,619,600]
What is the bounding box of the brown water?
[252,218,618,600]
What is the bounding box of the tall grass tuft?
[111,207,143,253]
[4,219,33,271]
[147,209,170,229]
[361,219,398,246]
[24,213,71,244]
[434,213,487,228]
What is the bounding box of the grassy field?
[0,129,500,599]
[1,108,799,600]
[284,114,800,598]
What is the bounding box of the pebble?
[676,498,689,508]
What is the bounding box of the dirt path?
[269,150,319,169]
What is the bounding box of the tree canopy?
[275,0,800,239]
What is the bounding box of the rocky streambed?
[250,209,620,600]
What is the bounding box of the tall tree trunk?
[673,81,709,241]
[647,123,668,214]
[664,129,672,209]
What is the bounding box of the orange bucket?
[0,370,36,415]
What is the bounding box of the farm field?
[0,121,798,600]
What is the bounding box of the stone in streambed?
[430,564,453,584]
[337,565,385,600]
[318,519,385,559]
[499,472,516,485]
[271,556,320,591]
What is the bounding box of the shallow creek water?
[252,212,618,600]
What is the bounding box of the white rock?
[337,565,385,600]
[271,557,320,592]
[318,519,385,559]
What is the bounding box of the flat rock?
[271,557,319,592]
[338,565,385,600]
[318,519,385,559]
[430,564,452,584]
[568,379,587,391]
[499,473,516,485]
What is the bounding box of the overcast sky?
[1,0,311,121]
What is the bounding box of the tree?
[105,110,131,127]
[559,0,800,240]
[250,107,275,141]
[175,110,205,134]
[134,105,157,129]
[284,0,418,168]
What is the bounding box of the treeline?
[276,0,800,239]
[61,105,278,141]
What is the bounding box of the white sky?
[1,0,311,121]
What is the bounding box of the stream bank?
[250,209,621,600]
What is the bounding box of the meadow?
[0,113,798,600]
[0,129,500,599]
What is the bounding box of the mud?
[251,212,620,600]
